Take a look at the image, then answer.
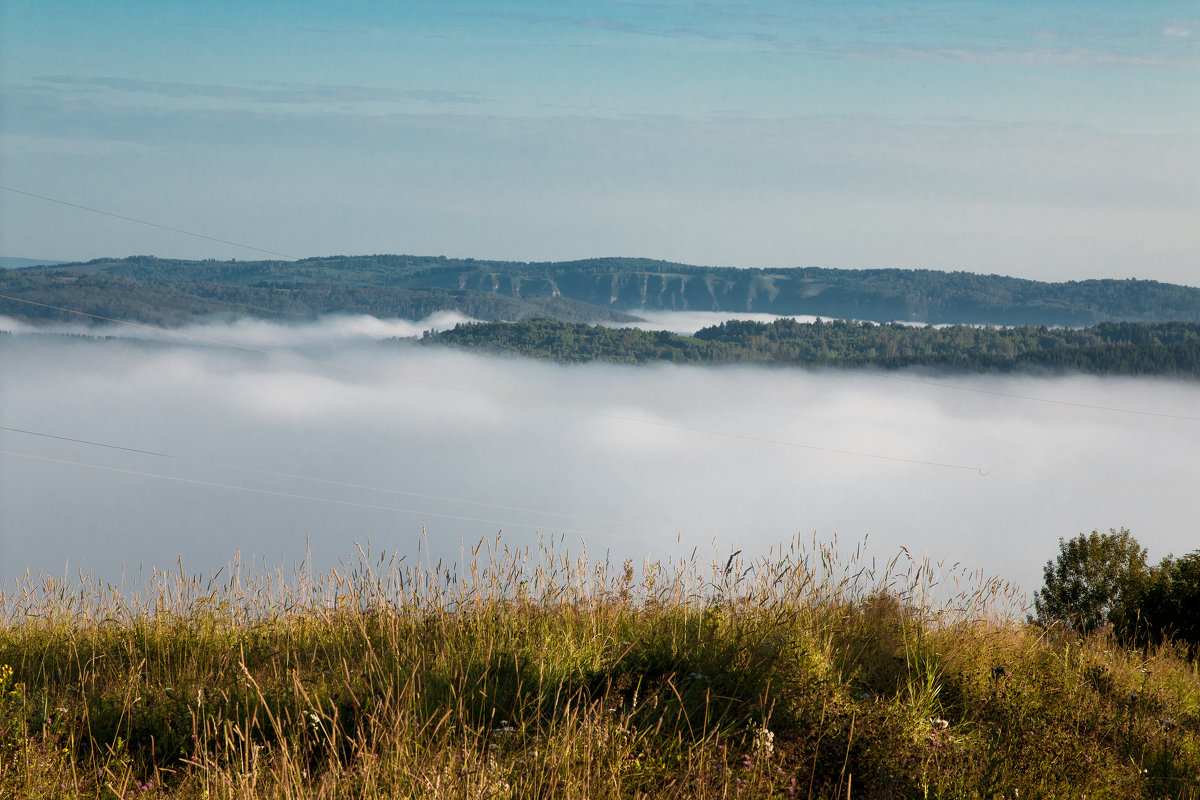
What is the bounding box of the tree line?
[423,318,1200,378]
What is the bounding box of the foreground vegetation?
[2,537,1199,799]
[426,318,1200,378]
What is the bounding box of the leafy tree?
[1138,550,1200,652]
[1033,528,1149,636]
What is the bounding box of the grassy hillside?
[2,538,1198,798]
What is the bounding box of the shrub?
[1033,527,1148,636]
[1138,550,1200,653]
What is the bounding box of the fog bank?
[2,316,1198,599]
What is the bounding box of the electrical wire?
[0,448,652,542]
[0,186,297,260]
[0,424,703,535]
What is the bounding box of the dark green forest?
[0,266,638,327]
[5,253,1200,326]
[424,318,1200,377]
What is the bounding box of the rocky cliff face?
[422,265,1200,325]
[432,267,920,319]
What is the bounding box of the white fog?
[2,314,1197,601]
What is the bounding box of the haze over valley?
[3,312,1196,598]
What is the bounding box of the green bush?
[1033,528,1149,636]
[1139,551,1200,653]
[1035,528,1200,654]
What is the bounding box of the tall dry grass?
[1,534,1197,798]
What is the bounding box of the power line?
[0,186,297,260]
[1,293,1198,492]
[0,449,652,542]
[0,425,700,535]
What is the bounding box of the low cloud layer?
[2,315,1198,601]
[0,311,476,345]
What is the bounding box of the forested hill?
[425,318,1200,378]
[4,254,1200,326]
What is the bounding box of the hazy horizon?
[12,255,1200,295]
[3,1,1197,284]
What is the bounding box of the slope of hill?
[5,254,1200,327]
[0,265,639,326]
[0,257,65,269]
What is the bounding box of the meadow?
[2,536,1198,799]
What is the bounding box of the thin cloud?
[830,42,1200,70]
[530,5,1200,68]
[465,8,776,46]
[579,17,645,34]
[1162,20,1195,39]
[31,76,490,106]
[689,3,787,27]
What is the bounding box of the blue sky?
[1,1,1197,282]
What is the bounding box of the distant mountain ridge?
[0,257,65,269]
[4,254,1200,327]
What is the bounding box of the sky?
[4,317,1199,600]
[1,1,1197,283]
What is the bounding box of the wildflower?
[752,723,775,759]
